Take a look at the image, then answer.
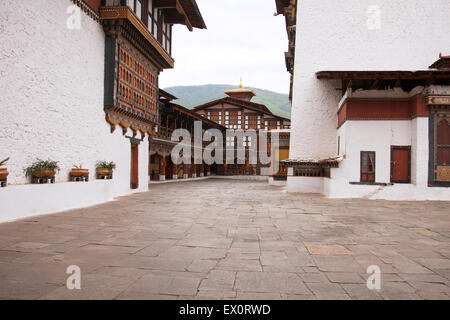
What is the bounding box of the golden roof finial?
[239,77,243,89]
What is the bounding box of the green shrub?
[24,158,60,177]
[0,157,9,167]
[96,161,116,170]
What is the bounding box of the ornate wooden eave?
[155,0,192,31]
[282,158,340,169]
[316,70,450,81]
[154,0,206,30]
[100,6,174,69]
[317,70,450,94]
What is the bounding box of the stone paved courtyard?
[0,179,449,300]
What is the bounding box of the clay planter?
[0,168,8,180]
[32,168,56,178]
[71,168,89,177]
[96,168,112,176]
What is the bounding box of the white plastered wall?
[291,0,450,160]
[288,0,450,199]
[0,0,149,222]
[333,120,412,183]
[324,118,450,200]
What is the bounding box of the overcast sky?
[159,0,290,94]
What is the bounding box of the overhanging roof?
[169,103,226,130]
[429,55,450,70]
[180,0,206,29]
[159,89,178,101]
[316,70,450,80]
[157,0,206,30]
[316,70,450,92]
[193,97,290,122]
[193,97,272,116]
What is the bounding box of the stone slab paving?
[0,179,449,300]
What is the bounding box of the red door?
[391,146,410,183]
[131,144,139,189]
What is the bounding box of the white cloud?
[159,0,290,94]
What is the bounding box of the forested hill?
[163,84,291,119]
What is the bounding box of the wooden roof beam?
[155,0,193,31]
[154,0,178,9]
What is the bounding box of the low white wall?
[287,176,450,200]
[0,179,143,223]
[334,120,412,183]
[287,177,323,194]
[0,0,150,222]
[268,178,287,186]
[324,178,450,201]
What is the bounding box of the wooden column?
[131,144,139,189]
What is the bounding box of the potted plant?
[0,157,9,187]
[96,161,116,179]
[70,164,89,182]
[24,158,60,184]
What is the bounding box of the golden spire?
[239,77,243,89]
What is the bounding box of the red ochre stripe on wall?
[337,96,429,128]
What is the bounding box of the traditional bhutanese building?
[0,0,205,222]
[192,80,291,180]
[279,0,450,200]
[149,89,226,181]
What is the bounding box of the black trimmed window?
[153,6,159,38]
[127,0,142,19]
[147,0,158,37]
[360,151,375,183]
[162,23,172,54]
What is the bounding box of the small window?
[153,7,158,38]
[127,0,134,10]
[147,1,153,32]
[361,151,375,183]
[136,0,142,19]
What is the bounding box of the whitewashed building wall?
[0,0,149,222]
[288,0,450,199]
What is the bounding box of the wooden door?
[391,146,410,183]
[131,144,139,189]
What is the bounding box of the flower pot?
[71,168,89,177]
[96,168,112,176]
[0,168,8,180]
[32,168,56,178]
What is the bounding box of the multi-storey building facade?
[149,90,226,181]
[278,0,450,200]
[0,0,205,222]
[192,82,291,179]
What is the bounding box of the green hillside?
[163,84,291,119]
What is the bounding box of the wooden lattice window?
[361,151,375,183]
